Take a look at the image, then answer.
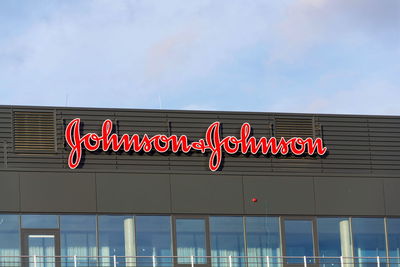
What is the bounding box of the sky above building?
[0,0,399,115]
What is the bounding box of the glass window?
[386,218,400,266]
[22,215,58,229]
[317,218,345,267]
[98,215,135,267]
[136,216,172,267]
[176,218,206,264]
[28,234,56,267]
[245,217,281,267]
[352,218,386,266]
[0,215,20,266]
[284,220,314,264]
[210,217,245,267]
[60,215,97,267]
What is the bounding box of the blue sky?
[0,0,399,114]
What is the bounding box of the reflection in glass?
[60,215,97,267]
[28,235,55,267]
[176,219,206,264]
[136,216,172,267]
[98,215,135,267]
[284,220,314,264]
[317,218,351,266]
[352,218,386,267]
[0,215,20,266]
[245,217,281,267]
[22,215,58,229]
[386,218,400,266]
[210,217,245,267]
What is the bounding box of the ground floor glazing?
[0,214,399,267]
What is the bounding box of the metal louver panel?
[14,111,56,152]
[274,117,315,139]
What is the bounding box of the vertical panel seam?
[312,176,317,216]
[382,178,387,216]
[168,173,173,214]
[94,172,98,213]
[241,175,246,215]
[18,172,21,212]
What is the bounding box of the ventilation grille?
[14,111,56,152]
[274,117,315,139]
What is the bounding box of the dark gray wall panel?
[314,177,385,216]
[1,105,400,218]
[170,174,244,214]
[96,173,171,213]
[0,172,20,211]
[384,178,400,216]
[20,172,96,212]
[243,176,315,215]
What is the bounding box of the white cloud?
[268,0,400,62]
[269,78,400,115]
[0,0,398,114]
[0,0,277,108]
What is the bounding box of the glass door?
[173,216,210,267]
[282,218,318,266]
[21,229,60,267]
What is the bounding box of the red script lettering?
[65,118,327,171]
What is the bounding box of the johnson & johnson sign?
[65,118,327,171]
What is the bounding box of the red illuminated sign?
[65,118,327,171]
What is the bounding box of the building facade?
[0,105,400,267]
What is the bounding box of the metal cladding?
[0,105,399,216]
